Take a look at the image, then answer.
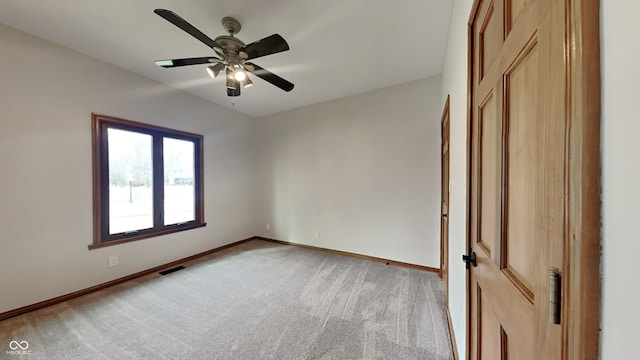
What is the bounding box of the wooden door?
[440,95,451,303]
[467,0,601,359]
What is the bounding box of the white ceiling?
[0,0,453,117]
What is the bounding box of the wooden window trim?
[90,113,205,250]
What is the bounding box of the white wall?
[600,1,640,358]
[253,77,443,267]
[0,24,258,313]
[440,0,474,357]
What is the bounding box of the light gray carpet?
[0,240,452,360]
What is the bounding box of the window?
[91,113,205,249]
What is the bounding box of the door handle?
[462,249,477,269]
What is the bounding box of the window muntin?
[91,114,205,249]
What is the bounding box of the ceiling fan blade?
[240,34,289,60]
[155,57,220,68]
[245,62,294,92]
[154,9,223,51]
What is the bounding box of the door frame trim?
[562,0,601,358]
[440,94,451,281]
[464,0,601,359]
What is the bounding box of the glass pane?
[107,128,153,234]
[163,137,195,225]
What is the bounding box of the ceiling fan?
[153,9,294,97]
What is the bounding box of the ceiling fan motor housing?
[214,35,246,66]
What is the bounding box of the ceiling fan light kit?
[206,62,226,78]
[154,9,294,97]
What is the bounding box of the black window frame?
[90,113,205,249]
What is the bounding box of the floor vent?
[159,265,185,276]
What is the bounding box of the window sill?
[88,222,207,250]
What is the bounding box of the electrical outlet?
[108,256,118,268]
[314,230,320,239]
[266,223,271,230]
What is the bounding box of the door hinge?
[549,268,562,325]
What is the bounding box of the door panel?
[478,286,501,359]
[468,0,566,359]
[478,1,504,80]
[478,92,500,260]
[504,40,539,302]
[507,0,529,32]
[468,0,601,358]
[504,330,526,360]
